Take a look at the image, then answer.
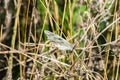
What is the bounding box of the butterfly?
[44,30,74,51]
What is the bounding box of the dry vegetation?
[0,0,120,80]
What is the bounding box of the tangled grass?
[0,0,120,80]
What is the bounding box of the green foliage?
[99,21,106,32]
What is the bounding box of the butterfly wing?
[44,30,74,50]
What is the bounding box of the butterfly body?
[44,30,74,51]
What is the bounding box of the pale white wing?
[44,30,74,50]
